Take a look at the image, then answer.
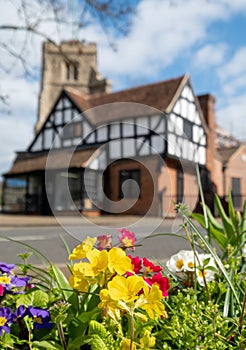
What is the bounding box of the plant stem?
[183,222,211,300]
[58,322,67,350]
[239,285,246,335]
[129,310,135,350]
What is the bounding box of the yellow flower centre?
[0,317,7,327]
[33,316,43,324]
[175,259,184,270]
[198,270,207,278]
[188,261,194,269]
[0,276,11,284]
[122,237,133,247]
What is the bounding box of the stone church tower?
[36,40,111,132]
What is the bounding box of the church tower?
[36,40,111,132]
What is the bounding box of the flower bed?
[0,194,246,349]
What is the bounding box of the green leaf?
[49,262,73,302]
[88,320,107,338]
[228,191,237,227]
[16,289,49,308]
[32,340,64,350]
[67,335,92,350]
[77,308,100,323]
[191,212,206,228]
[214,194,236,242]
[223,268,235,317]
[192,208,227,250]
[240,200,246,238]
[208,226,227,250]
[206,205,224,232]
[89,335,109,350]
[183,213,240,309]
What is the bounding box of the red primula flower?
[143,257,162,273]
[118,228,136,250]
[145,272,170,297]
[0,285,4,296]
[128,255,142,274]
[97,235,112,251]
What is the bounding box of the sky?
[1,0,246,179]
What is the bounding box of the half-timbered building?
[2,73,214,217]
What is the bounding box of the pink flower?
[96,235,112,250]
[128,255,142,274]
[0,285,4,296]
[143,258,162,273]
[118,228,136,250]
[145,272,170,297]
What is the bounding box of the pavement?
[0,213,183,229]
[0,213,141,227]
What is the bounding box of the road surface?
[0,216,195,266]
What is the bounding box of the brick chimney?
[197,94,216,184]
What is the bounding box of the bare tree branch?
[0,0,138,103]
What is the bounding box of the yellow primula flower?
[108,275,144,303]
[69,263,89,292]
[120,338,136,350]
[141,284,167,319]
[0,275,11,284]
[70,249,108,278]
[140,330,156,348]
[108,247,133,275]
[69,236,97,260]
[86,249,108,276]
[98,289,116,309]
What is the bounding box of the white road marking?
[0,235,58,242]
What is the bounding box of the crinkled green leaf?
[16,289,49,308]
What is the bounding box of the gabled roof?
[64,74,187,124]
[217,146,241,163]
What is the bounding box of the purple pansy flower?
[2,275,30,293]
[27,307,53,330]
[11,276,30,288]
[0,307,14,335]
[0,263,15,274]
[13,305,27,322]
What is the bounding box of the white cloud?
[97,0,228,82]
[217,94,246,141]
[218,47,246,86]
[0,78,38,177]
[194,44,227,69]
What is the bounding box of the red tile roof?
[65,75,187,125]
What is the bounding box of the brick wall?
[105,156,160,216]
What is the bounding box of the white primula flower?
[196,254,217,286]
[242,244,246,258]
[166,250,197,273]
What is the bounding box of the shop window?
[232,177,241,208]
[3,177,27,212]
[176,169,184,204]
[120,169,140,198]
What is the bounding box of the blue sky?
[1,0,246,178]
